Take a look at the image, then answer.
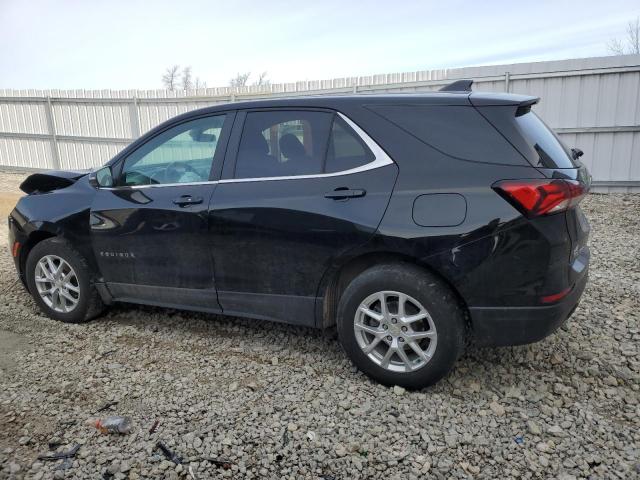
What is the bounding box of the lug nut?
[391,318,397,324]
[383,324,388,330]
[401,326,407,332]
[399,337,405,343]
[386,335,392,341]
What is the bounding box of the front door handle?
[173,195,203,206]
[324,188,366,200]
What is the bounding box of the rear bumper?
[469,268,588,347]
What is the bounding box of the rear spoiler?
[439,80,540,109]
[469,92,539,107]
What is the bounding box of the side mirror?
[90,166,114,188]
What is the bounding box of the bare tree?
[608,17,640,55]
[230,72,251,87]
[254,71,270,87]
[607,38,625,55]
[181,66,193,90]
[629,17,640,54]
[162,65,180,91]
[194,77,207,89]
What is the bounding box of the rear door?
[90,113,233,309]
[208,109,397,325]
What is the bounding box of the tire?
[25,237,105,323]
[337,263,465,389]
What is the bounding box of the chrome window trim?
[99,180,219,190]
[98,112,394,190]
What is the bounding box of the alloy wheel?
[354,290,437,373]
[34,255,80,313]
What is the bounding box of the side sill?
[216,291,317,328]
[114,297,223,316]
[106,282,220,310]
[101,283,318,328]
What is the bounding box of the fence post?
[129,96,140,139]
[44,96,60,169]
[504,71,511,92]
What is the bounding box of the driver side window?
[119,114,226,186]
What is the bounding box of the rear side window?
[235,110,332,178]
[514,109,576,168]
[234,111,376,179]
[368,105,526,165]
[325,117,374,173]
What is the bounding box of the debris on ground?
[95,400,119,413]
[37,444,80,461]
[156,441,184,465]
[149,419,160,434]
[203,457,233,469]
[93,416,132,434]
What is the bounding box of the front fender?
[10,178,99,281]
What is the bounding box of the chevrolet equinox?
[8,80,591,388]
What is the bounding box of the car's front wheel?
[26,237,105,323]
[337,263,465,389]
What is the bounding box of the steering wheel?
[164,161,200,183]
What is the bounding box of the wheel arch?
[18,228,58,288]
[317,251,470,331]
[18,221,100,288]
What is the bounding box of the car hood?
[20,169,91,194]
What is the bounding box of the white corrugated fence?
[1,54,639,192]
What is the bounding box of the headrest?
[279,133,306,159]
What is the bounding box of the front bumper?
[469,268,588,347]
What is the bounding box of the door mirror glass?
[95,166,114,188]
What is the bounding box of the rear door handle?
[173,195,203,206]
[324,188,366,200]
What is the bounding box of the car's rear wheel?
[337,263,465,389]
[26,237,105,323]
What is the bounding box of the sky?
[0,0,639,91]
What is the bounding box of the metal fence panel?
[57,141,125,171]
[0,137,53,169]
[0,54,639,191]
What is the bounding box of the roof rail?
[439,79,473,92]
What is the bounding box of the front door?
[209,109,397,325]
[91,113,232,310]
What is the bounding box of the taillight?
[492,179,587,217]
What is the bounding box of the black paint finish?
[8,91,590,346]
[209,165,397,324]
[90,184,218,289]
[412,193,467,227]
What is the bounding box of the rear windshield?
[515,110,576,168]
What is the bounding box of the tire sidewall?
[26,238,92,323]
[337,264,464,389]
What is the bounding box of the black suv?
[8,81,590,388]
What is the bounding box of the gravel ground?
[0,171,638,479]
